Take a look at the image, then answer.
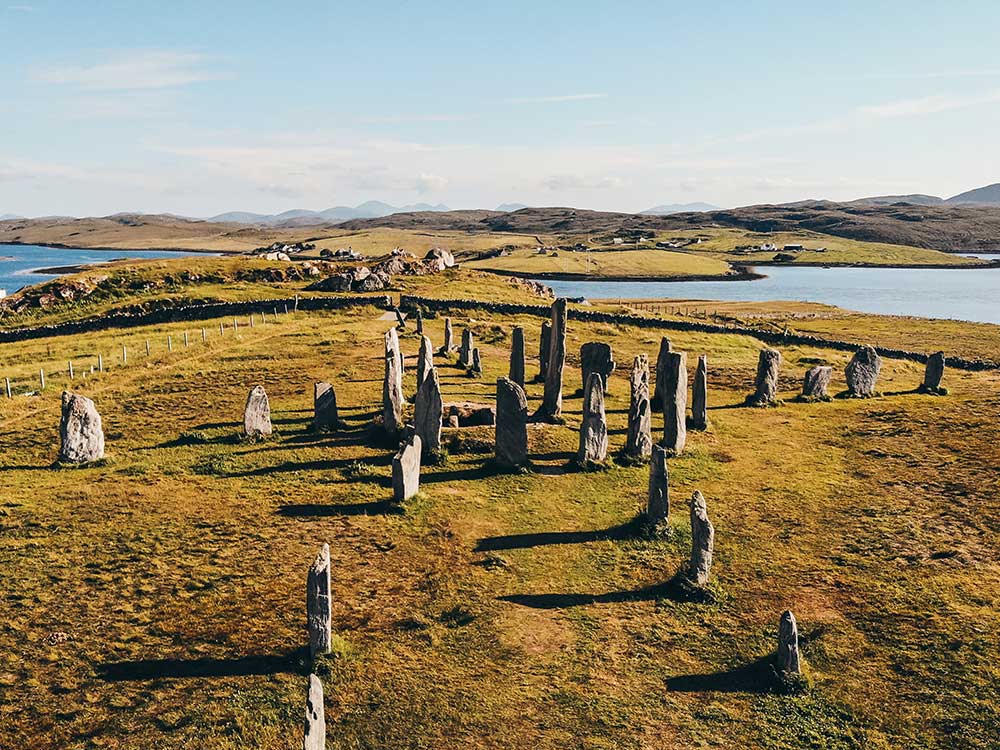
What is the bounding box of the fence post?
[220,321,225,336]
[202,327,207,343]
[98,354,104,373]
[168,335,173,352]
[122,345,127,365]
[39,369,45,390]
[68,361,74,379]
[146,339,151,356]
[184,331,189,347]
[5,377,11,399]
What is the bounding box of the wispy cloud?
[508,93,607,104]
[859,89,1000,118]
[34,50,230,90]
[358,113,474,124]
[7,4,34,11]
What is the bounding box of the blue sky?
[2,0,999,217]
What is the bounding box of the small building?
[782,244,804,252]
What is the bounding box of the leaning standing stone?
[920,351,946,394]
[777,610,801,675]
[303,673,326,750]
[845,345,882,397]
[687,490,714,586]
[580,342,615,393]
[495,377,529,469]
[536,298,568,421]
[624,355,652,460]
[59,391,105,463]
[307,543,331,657]
[509,326,526,387]
[471,347,483,377]
[747,348,781,406]
[662,351,687,455]
[382,334,404,436]
[690,354,708,430]
[459,328,474,368]
[536,321,552,382]
[414,367,443,456]
[801,365,833,400]
[391,434,422,502]
[313,382,339,432]
[652,337,673,409]
[438,317,454,355]
[416,335,434,390]
[647,444,669,524]
[576,372,608,465]
[243,385,273,439]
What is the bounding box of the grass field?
[1,266,999,749]
[464,247,735,279]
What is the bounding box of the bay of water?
[0,244,208,295]
[541,263,1000,325]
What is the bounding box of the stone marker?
[414,367,443,456]
[393,306,406,329]
[383,330,404,435]
[577,372,609,465]
[509,326,526,387]
[307,543,331,657]
[243,385,272,439]
[624,355,653,460]
[439,317,454,355]
[777,610,801,675]
[647,444,669,523]
[580,342,615,394]
[303,673,326,750]
[459,328,474,368]
[747,348,781,406]
[391,433,422,502]
[536,321,552,382]
[801,365,833,400]
[845,345,882,397]
[662,351,687,455]
[920,351,946,393]
[59,391,105,463]
[416,335,434,390]
[495,377,529,469]
[688,490,714,586]
[536,298,567,421]
[471,347,483,377]
[313,382,339,432]
[651,337,673,408]
[385,327,404,377]
[690,354,708,430]
[415,307,424,334]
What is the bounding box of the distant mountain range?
[852,183,1000,207]
[639,202,720,215]
[0,214,24,221]
[206,201,452,227]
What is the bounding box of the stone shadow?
[98,648,308,681]
[277,500,403,517]
[665,654,779,694]
[476,517,643,551]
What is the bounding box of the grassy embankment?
[1,264,999,749]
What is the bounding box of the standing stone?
[307,544,331,657]
[385,327,404,378]
[471,347,483,377]
[747,348,782,406]
[624,355,653,460]
[690,355,708,430]
[662,351,687,455]
[801,365,833,400]
[777,610,801,675]
[921,351,946,393]
[303,673,326,750]
[536,321,552,382]
[393,306,406,330]
[416,335,434,390]
[439,317,454,354]
[536,298,567,421]
[509,326,526,387]
[414,307,424,335]
[382,332,404,435]
[459,328,474,368]
[651,337,673,409]
[647,444,669,523]
[576,372,608,465]
[414,367,443,456]
[495,377,529,469]
[391,434,422,502]
[58,391,105,463]
[580,342,615,394]
[845,345,882,397]
[687,490,714,586]
[243,385,272,439]
[313,382,339,432]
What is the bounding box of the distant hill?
[496,203,529,212]
[851,194,944,207]
[640,202,719,215]
[849,183,1000,207]
[0,214,25,221]
[206,201,451,226]
[946,183,1000,206]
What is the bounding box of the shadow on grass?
[499,573,711,609]
[277,500,403,517]
[665,654,779,694]
[476,517,644,551]
[98,648,308,681]
[227,453,391,477]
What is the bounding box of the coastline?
[0,240,234,255]
[474,265,767,283]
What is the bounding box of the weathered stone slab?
[747,348,781,406]
[662,351,687,455]
[580,342,615,394]
[845,345,881,397]
[459,328,474,368]
[59,391,105,463]
[443,402,495,426]
[303,673,326,750]
[382,331,404,435]
[495,377,528,469]
[652,337,673,409]
[471,347,483,377]
[307,543,331,657]
[690,354,708,430]
[536,321,552,382]
[313,382,339,432]
[536,298,567,421]
[577,372,608,465]
[438,317,454,354]
[647,444,669,523]
[509,326,525,387]
[801,365,832,400]
[688,490,714,586]
[777,610,801,675]
[391,434,422,502]
[624,355,652,460]
[920,351,946,393]
[243,385,273,439]
[414,307,424,334]
[416,335,434,390]
[414,367,443,455]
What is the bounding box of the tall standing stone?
[303,674,326,750]
[382,333,404,436]
[439,317,454,355]
[459,328,474,368]
[651,337,673,409]
[690,354,708,430]
[536,298,567,421]
[313,382,339,432]
[495,377,529,469]
[393,306,406,330]
[576,372,608,465]
[580,342,615,394]
[414,307,424,335]
[413,367,443,456]
[801,365,833,400]
[845,345,882,397]
[687,490,714,586]
[58,391,105,463]
[391,434,422,502]
[662,351,687,455]
[243,385,273,439]
[747,348,781,406]
[624,355,652,460]
[536,321,552,382]
[921,351,946,393]
[777,610,801,675]
[647,444,669,523]
[385,327,404,377]
[471,347,483,377]
[307,543,331,657]
[416,335,434,391]
[509,326,526,387]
